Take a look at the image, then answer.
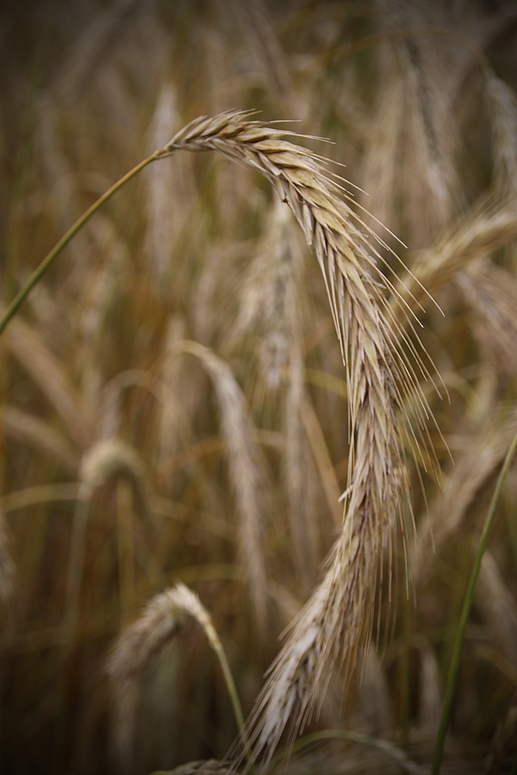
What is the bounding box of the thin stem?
[0,151,163,337]
[432,427,517,775]
[203,620,253,769]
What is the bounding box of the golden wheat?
[107,583,212,760]
[147,108,436,764]
[169,340,269,629]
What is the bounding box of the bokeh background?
[2,1,517,773]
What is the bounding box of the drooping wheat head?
[107,583,216,761]
[152,109,436,765]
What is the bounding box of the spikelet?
[157,108,434,765]
[106,583,216,763]
[79,437,149,506]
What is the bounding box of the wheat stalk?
[107,582,246,764]
[150,109,434,764]
[1,108,434,766]
[169,340,269,630]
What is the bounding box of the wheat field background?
[2,2,517,774]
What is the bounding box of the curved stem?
[432,427,517,775]
[202,619,255,772]
[0,151,163,337]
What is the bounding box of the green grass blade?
[432,427,517,775]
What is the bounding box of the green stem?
[0,151,164,337]
[432,427,517,775]
[203,620,254,772]
[206,623,246,736]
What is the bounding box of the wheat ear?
[152,109,432,764]
[0,109,432,765]
[107,583,246,763]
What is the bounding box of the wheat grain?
[108,583,212,678]
[107,582,245,765]
[6,4,517,771]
